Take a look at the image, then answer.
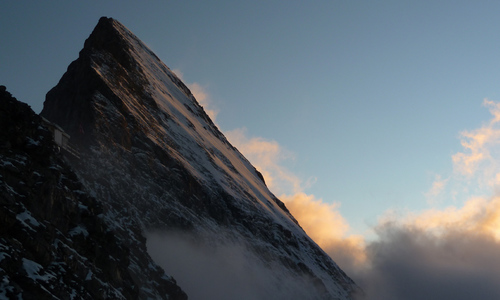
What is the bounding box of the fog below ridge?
[146,230,336,300]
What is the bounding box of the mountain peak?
[83,17,126,55]
[42,16,197,149]
[83,17,147,72]
[41,17,358,299]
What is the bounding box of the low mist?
[146,231,329,300]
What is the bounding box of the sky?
[3,1,500,298]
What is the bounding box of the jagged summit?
[41,17,358,299]
[43,17,190,146]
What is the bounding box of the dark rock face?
[0,86,186,299]
[41,17,358,299]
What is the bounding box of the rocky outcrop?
[0,86,186,299]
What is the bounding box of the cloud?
[225,128,300,194]
[452,99,500,185]
[424,174,449,204]
[171,68,184,79]
[403,195,500,240]
[146,230,333,300]
[353,221,500,300]
[281,192,366,270]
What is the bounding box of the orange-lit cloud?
[281,192,366,269]
[225,128,300,195]
[410,99,500,238]
[452,99,500,183]
[396,195,500,240]
[225,127,366,269]
[413,99,500,238]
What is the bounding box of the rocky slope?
[0,86,186,299]
[38,17,357,299]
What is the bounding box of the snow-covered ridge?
[94,18,299,230]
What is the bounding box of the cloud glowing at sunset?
[225,127,300,195]
[452,99,500,180]
[281,192,367,269]
[401,195,500,240]
[225,126,366,270]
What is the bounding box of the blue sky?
[2,1,500,237]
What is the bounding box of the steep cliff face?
[41,17,358,299]
[0,86,186,299]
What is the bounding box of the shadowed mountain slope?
[0,86,186,299]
